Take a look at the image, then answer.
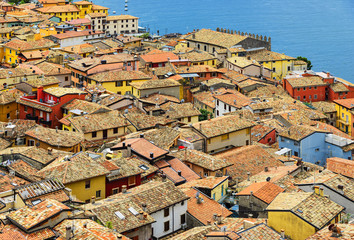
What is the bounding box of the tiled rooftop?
[306,223,354,240]
[171,148,232,171]
[278,124,329,141]
[236,181,284,204]
[68,110,129,133]
[37,152,109,184]
[0,170,29,192]
[330,82,349,92]
[286,76,327,88]
[37,4,79,13]
[7,199,70,231]
[25,126,84,147]
[8,160,42,182]
[311,101,336,113]
[98,93,125,106]
[140,51,178,64]
[163,102,201,119]
[182,188,232,225]
[112,138,169,161]
[298,169,354,201]
[251,125,275,142]
[44,87,86,97]
[214,91,252,108]
[237,223,283,240]
[141,93,180,105]
[106,14,138,20]
[178,176,228,190]
[227,56,261,68]
[61,43,96,55]
[327,157,354,178]
[168,226,218,240]
[333,98,354,109]
[180,50,217,62]
[247,49,295,62]
[0,224,55,240]
[54,219,127,240]
[62,99,111,114]
[130,78,181,90]
[124,112,175,131]
[267,192,344,229]
[192,115,254,138]
[103,157,143,181]
[4,39,57,51]
[215,145,283,183]
[108,181,189,214]
[185,29,247,48]
[89,70,151,83]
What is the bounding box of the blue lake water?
[95,0,354,82]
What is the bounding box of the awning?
[179,73,199,78]
[275,147,291,155]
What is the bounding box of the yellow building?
[36,25,58,40]
[180,50,219,67]
[3,39,58,65]
[247,49,296,80]
[333,98,354,136]
[116,35,142,48]
[60,43,96,58]
[37,152,109,203]
[130,78,183,100]
[192,115,254,153]
[266,192,344,240]
[87,70,152,95]
[36,4,80,21]
[0,27,16,39]
[38,0,67,8]
[0,89,22,122]
[25,126,84,153]
[61,110,131,150]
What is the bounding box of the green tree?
[105,221,113,229]
[139,33,150,39]
[199,108,213,121]
[296,56,313,70]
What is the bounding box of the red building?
[100,158,145,198]
[139,51,179,68]
[251,125,277,145]
[17,87,87,128]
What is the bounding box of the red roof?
[65,18,91,25]
[236,182,284,204]
[52,30,104,40]
[140,52,179,64]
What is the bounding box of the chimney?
[319,187,324,196]
[117,234,123,240]
[122,185,127,193]
[207,220,211,225]
[37,86,44,102]
[161,174,167,182]
[140,133,144,138]
[66,226,72,240]
[314,185,320,195]
[143,213,148,219]
[217,214,222,224]
[122,142,126,147]
[127,144,132,157]
[150,152,154,159]
[177,170,182,176]
[264,167,268,172]
[47,147,53,155]
[281,229,285,239]
[55,126,58,133]
[247,172,250,181]
[139,211,144,220]
[327,72,330,78]
[83,222,87,228]
[91,196,95,204]
[142,203,147,212]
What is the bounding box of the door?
[103,130,108,139]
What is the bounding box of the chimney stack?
[139,211,144,220]
[281,229,285,239]
[150,152,154,159]
[66,226,72,240]
[314,185,320,195]
[161,174,167,182]
[47,147,52,155]
[247,172,250,181]
[319,187,324,196]
[177,170,182,176]
[264,167,268,172]
[91,196,95,204]
[217,214,222,224]
[142,203,147,212]
[127,144,132,157]
[122,185,127,193]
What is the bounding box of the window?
[221,134,229,141]
[294,151,299,157]
[164,208,169,217]
[113,128,118,134]
[303,87,306,90]
[65,76,69,81]
[297,88,300,91]
[314,94,317,99]
[303,96,306,100]
[181,200,185,206]
[6,113,10,119]
[297,96,300,100]
[281,137,284,142]
[314,86,317,90]
[180,214,186,224]
[85,180,90,189]
[28,139,35,146]
[112,187,119,195]
[294,141,299,146]
[204,45,207,51]
[224,104,226,110]
[164,221,170,232]
[229,106,231,111]
[217,100,219,106]
[128,176,136,186]
[211,72,217,77]
[272,67,276,72]
[216,110,219,116]
[246,140,250,145]
[315,148,319,152]
[92,131,97,138]
[287,66,291,71]
[96,190,101,198]
[188,116,192,122]
[309,86,312,90]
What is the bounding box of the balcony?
[39,118,52,126]
[26,114,38,121]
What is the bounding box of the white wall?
[215,100,237,117]
[150,200,187,239]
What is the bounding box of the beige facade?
[206,128,251,153]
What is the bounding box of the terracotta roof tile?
[267,192,344,229]
[286,76,327,88]
[192,115,254,138]
[327,157,354,178]
[163,102,201,119]
[168,226,218,240]
[306,223,354,240]
[248,49,295,62]
[130,78,181,90]
[180,51,217,62]
[236,182,284,204]
[178,176,228,190]
[215,145,283,183]
[112,138,169,161]
[37,152,109,184]
[279,124,329,141]
[237,223,283,240]
[4,39,57,51]
[330,82,349,92]
[124,112,175,131]
[89,70,151,83]
[171,149,232,171]
[251,125,275,142]
[182,188,232,225]
[140,52,178,64]
[7,199,70,231]
[25,126,84,148]
[333,98,354,109]
[8,160,42,182]
[214,92,252,108]
[0,224,55,240]
[36,5,79,13]
[312,101,336,113]
[62,99,110,114]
